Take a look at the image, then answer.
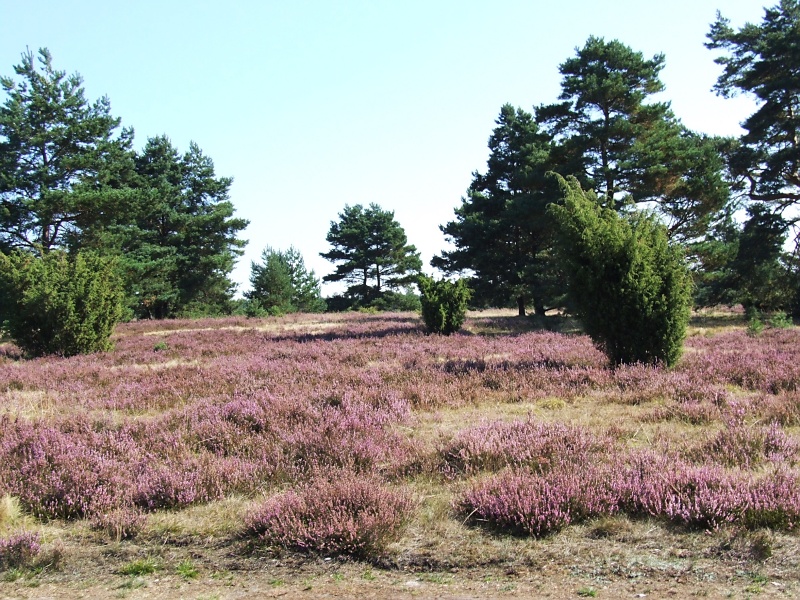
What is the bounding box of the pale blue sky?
[1,1,765,295]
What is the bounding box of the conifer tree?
[549,174,692,367]
[321,204,421,306]
[538,37,729,241]
[433,105,560,316]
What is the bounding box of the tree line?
[0,48,248,320]
[1,2,798,361]
[437,2,800,320]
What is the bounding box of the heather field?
[2,310,800,598]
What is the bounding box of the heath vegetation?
[0,309,800,597]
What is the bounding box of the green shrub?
[370,289,422,312]
[768,311,793,329]
[231,298,271,318]
[548,175,692,367]
[418,276,471,335]
[0,250,124,357]
[747,312,765,337]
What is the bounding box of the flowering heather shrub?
[0,384,416,519]
[441,417,607,476]
[692,421,797,468]
[0,419,128,518]
[460,450,800,537]
[611,363,664,392]
[681,329,800,393]
[0,532,41,569]
[3,311,800,536]
[458,466,618,537]
[756,391,800,426]
[283,399,415,476]
[665,373,730,406]
[131,456,227,511]
[614,451,800,530]
[644,401,721,424]
[245,471,414,557]
[742,469,800,529]
[615,456,746,529]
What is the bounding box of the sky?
[0,0,768,297]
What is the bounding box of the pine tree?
[537,37,729,242]
[433,105,560,316]
[247,246,325,314]
[321,204,421,306]
[0,48,134,251]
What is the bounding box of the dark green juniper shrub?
[0,250,124,357]
[418,275,471,335]
[548,175,692,367]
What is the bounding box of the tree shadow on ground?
[465,313,583,337]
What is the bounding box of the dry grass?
[0,389,57,420]
[146,495,251,540]
[141,320,342,337]
[0,495,22,530]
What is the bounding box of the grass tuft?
[119,557,159,576]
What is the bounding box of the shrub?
[245,471,413,557]
[747,310,765,337]
[615,452,800,531]
[457,466,617,537]
[418,276,471,335]
[0,532,41,570]
[459,451,800,537]
[692,421,797,468]
[0,250,124,357]
[548,175,692,367]
[768,311,793,329]
[440,418,605,476]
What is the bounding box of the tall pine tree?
[433,105,560,316]
[537,37,729,242]
[0,48,135,252]
[321,203,421,306]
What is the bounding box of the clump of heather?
[457,465,617,537]
[459,450,800,537]
[245,471,414,558]
[755,391,800,426]
[615,451,800,530]
[0,384,416,520]
[131,455,229,511]
[691,420,797,468]
[616,455,745,529]
[0,419,129,518]
[639,375,738,424]
[681,329,800,393]
[742,469,800,529]
[665,372,730,406]
[4,310,800,542]
[440,417,607,477]
[0,532,41,569]
[610,363,665,404]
